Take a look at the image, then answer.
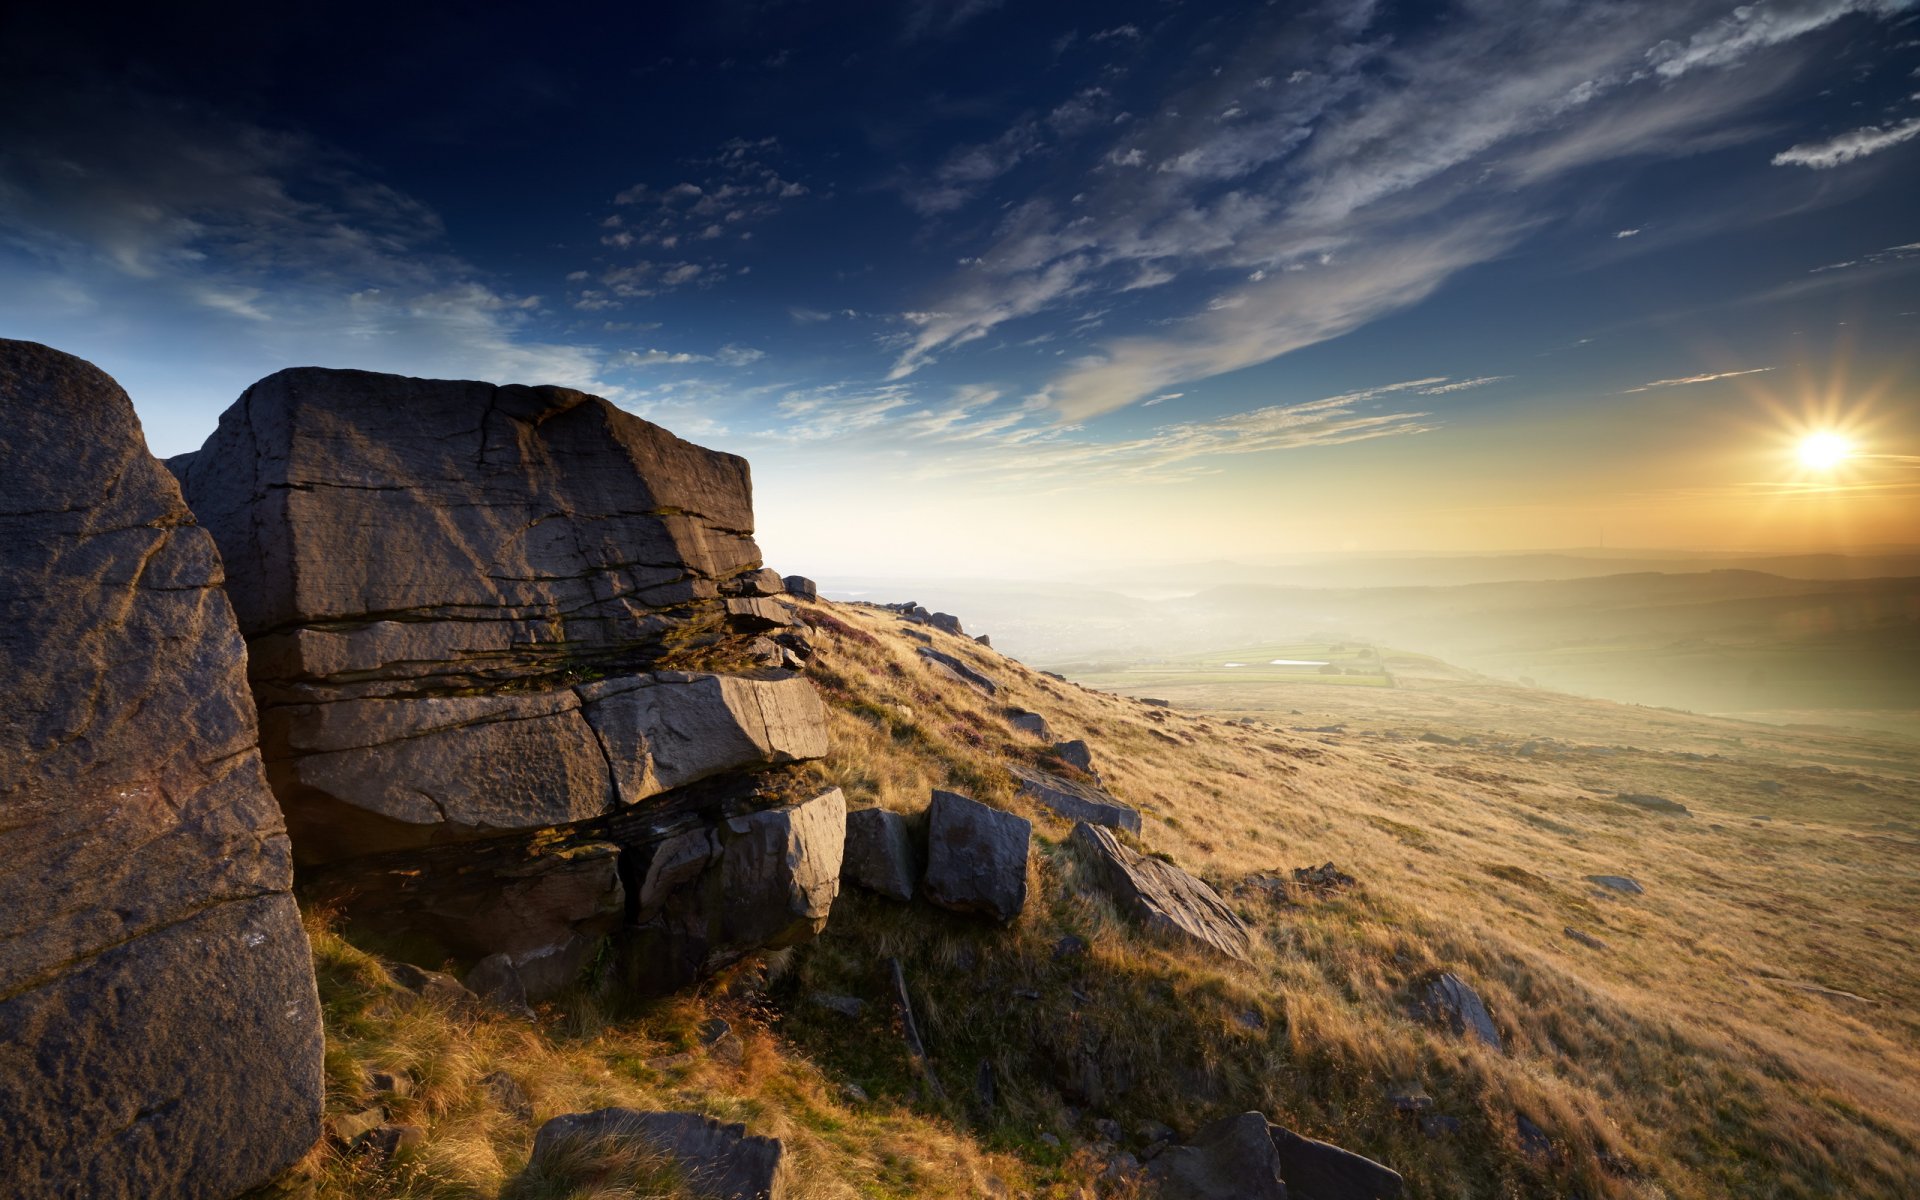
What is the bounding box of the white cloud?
[1622,366,1774,392]
[1417,375,1511,394]
[1772,116,1920,168]
[1615,228,1642,238]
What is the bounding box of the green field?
[1051,640,1444,691]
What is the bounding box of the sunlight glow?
[1797,432,1852,470]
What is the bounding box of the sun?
[1797,432,1851,470]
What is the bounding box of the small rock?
[1070,823,1252,960]
[355,1124,426,1161]
[975,1059,996,1111]
[1417,972,1502,1051]
[482,1070,533,1122]
[1419,732,1459,745]
[1563,927,1609,950]
[331,1108,386,1145]
[842,1083,870,1103]
[975,633,992,647]
[1419,1114,1461,1139]
[842,806,917,902]
[1008,708,1053,738]
[1516,1113,1556,1161]
[699,1018,745,1066]
[365,1070,412,1099]
[1613,792,1691,816]
[1040,1133,1063,1149]
[1388,1083,1432,1114]
[1051,739,1097,774]
[465,953,537,1020]
[1234,1010,1265,1030]
[1093,1117,1124,1143]
[530,1109,784,1200]
[1292,862,1356,892]
[1584,874,1644,894]
[1054,933,1090,960]
[646,1051,698,1071]
[386,962,479,1012]
[927,612,965,636]
[808,993,866,1018]
[782,575,818,601]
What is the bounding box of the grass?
[274,597,1920,1198]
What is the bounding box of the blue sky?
[2,1,1917,575]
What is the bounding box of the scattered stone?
[1039,1133,1063,1150]
[1419,1114,1461,1139]
[355,1124,427,1161]
[332,1108,387,1145]
[976,633,993,647]
[1051,739,1097,774]
[1419,732,1460,745]
[366,1070,413,1099]
[927,612,965,636]
[1008,708,1053,738]
[1293,862,1357,892]
[1140,698,1173,708]
[1515,1113,1556,1161]
[1563,927,1609,950]
[1150,1112,1285,1199]
[923,790,1031,924]
[1388,1083,1432,1114]
[1135,1120,1176,1149]
[1613,792,1691,816]
[466,953,537,1020]
[0,341,325,1200]
[1054,933,1090,960]
[1070,824,1252,961]
[917,646,999,696]
[1012,765,1142,834]
[1234,1010,1266,1031]
[1093,1117,1125,1144]
[699,1017,746,1065]
[1756,779,1784,795]
[809,993,866,1018]
[841,807,917,902]
[842,1083,870,1104]
[482,1071,534,1122]
[387,963,481,1012]
[531,1108,785,1200]
[1417,973,1503,1051]
[782,575,818,601]
[1584,874,1644,895]
[647,1051,698,1071]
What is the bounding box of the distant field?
[1053,640,1424,691]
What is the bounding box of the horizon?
[3,1,1917,576]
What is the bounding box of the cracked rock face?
[168,367,828,864]
[0,341,324,1199]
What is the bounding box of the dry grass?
[775,601,1920,1199]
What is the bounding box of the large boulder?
[1070,824,1251,960]
[0,341,324,1199]
[923,790,1030,923]
[530,1108,784,1199]
[167,367,829,864]
[1013,764,1141,834]
[842,806,918,901]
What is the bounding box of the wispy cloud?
[1622,366,1774,392]
[1772,116,1920,168]
[1418,375,1511,394]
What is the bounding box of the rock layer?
[1070,823,1251,960]
[0,340,323,1199]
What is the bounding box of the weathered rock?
[1270,1124,1405,1199]
[1613,792,1691,816]
[1052,739,1097,774]
[1585,874,1644,894]
[618,787,846,995]
[483,1071,535,1122]
[975,633,992,647]
[782,574,818,601]
[1070,824,1251,960]
[1149,1112,1285,1199]
[530,1108,784,1199]
[1563,926,1609,950]
[1150,1113,1401,1200]
[1417,973,1502,1051]
[1013,765,1142,834]
[387,962,481,1011]
[167,367,830,865]
[917,646,998,696]
[1008,708,1053,738]
[927,611,965,636]
[466,953,538,1019]
[923,790,1031,923]
[0,340,324,1200]
[842,806,918,901]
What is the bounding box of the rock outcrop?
[1150,1112,1402,1200]
[168,367,835,995]
[530,1108,785,1199]
[0,341,324,1199]
[923,790,1030,923]
[1070,823,1252,960]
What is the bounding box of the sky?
[2,0,1917,579]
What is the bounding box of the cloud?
[1809,240,1920,272]
[1772,116,1920,168]
[888,0,1913,417]
[901,0,1004,41]
[614,348,709,366]
[1622,366,1774,392]
[716,343,765,366]
[1417,375,1511,394]
[1616,228,1642,238]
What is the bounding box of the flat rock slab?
[1151,1112,1402,1200]
[842,806,918,901]
[1613,792,1691,816]
[916,646,998,696]
[1070,823,1251,960]
[923,790,1030,923]
[0,340,324,1199]
[1271,1124,1405,1199]
[1012,765,1141,835]
[1417,972,1502,1051]
[531,1108,784,1199]
[1585,874,1644,894]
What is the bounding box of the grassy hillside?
[276,597,1920,1199]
